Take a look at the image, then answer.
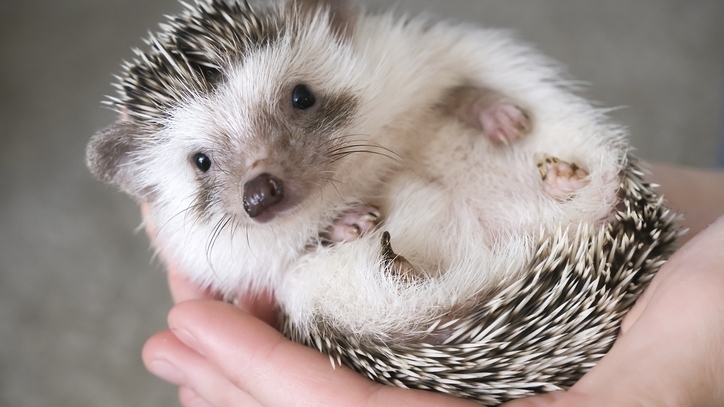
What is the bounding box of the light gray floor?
[1,1,722,406]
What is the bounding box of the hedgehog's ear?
[86,121,148,200]
[286,0,357,39]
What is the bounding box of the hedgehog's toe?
[323,205,380,243]
[478,101,531,145]
[537,155,590,200]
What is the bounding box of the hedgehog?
[86,0,680,404]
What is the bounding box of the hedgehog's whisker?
[151,191,199,245]
[204,214,233,277]
[335,134,405,161]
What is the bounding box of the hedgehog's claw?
[322,205,380,244]
[536,155,590,200]
[477,101,531,145]
[381,231,416,283]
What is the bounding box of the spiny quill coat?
[86,0,679,404]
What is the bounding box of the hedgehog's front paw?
[477,100,531,145]
[324,205,380,243]
[381,231,417,283]
[537,155,590,200]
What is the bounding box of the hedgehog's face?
[164,59,362,227]
[87,0,371,228]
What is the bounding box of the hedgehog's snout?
[243,173,285,219]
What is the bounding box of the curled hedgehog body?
[87,0,680,404]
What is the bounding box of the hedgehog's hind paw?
[380,231,417,283]
[439,86,531,145]
[477,100,531,145]
[537,155,590,200]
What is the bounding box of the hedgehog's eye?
[193,153,212,172]
[291,84,316,110]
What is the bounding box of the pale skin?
[142,163,724,407]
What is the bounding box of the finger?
[178,387,213,407]
[167,267,277,320]
[167,267,219,303]
[143,329,262,407]
[235,289,278,326]
[568,221,724,406]
[619,276,656,334]
[622,215,724,334]
[168,300,479,407]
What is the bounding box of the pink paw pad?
[325,205,380,243]
[478,101,531,145]
[537,156,590,200]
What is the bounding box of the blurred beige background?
[1,1,722,406]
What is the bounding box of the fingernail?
[149,360,185,385]
[172,328,203,355]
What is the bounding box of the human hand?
[142,268,479,407]
[501,215,724,406]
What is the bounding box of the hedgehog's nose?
[243,173,285,218]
